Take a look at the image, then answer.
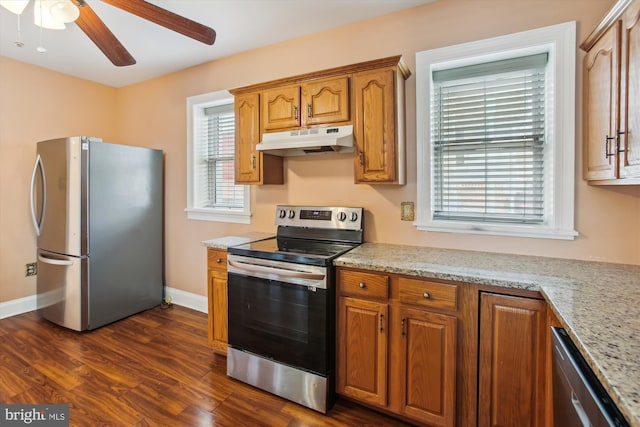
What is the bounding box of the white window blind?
[431,53,548,224]
[200,104,244,209]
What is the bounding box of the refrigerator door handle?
[30,154,46,236]
[38,254,73,266]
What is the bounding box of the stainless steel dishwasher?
[551,327,630,427]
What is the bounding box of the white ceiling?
[0,0,433,87]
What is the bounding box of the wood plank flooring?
[0,305,412,426]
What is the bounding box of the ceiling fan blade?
[72,0,136,66]
[100,0,216,45]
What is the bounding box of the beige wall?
[2,0,639,303]
[0,57,118,302]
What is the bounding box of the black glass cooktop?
[228,237,359,267]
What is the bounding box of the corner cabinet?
[337,268,461,427]
[234,93,283,185]
[207,248,228,355]
[582,0,640,184]
[230,56,410,185]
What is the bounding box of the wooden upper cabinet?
[582,0,640,184]
[621,0,640,178]
[303,77,350,126]
[583,22,620,181]
[353,67,407,184]
[262,85,301,131]
[235,92,283,185]
[261,77,350,131]
[478,293,547,427]
[230,56,409,185]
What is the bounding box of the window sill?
[185,208,251,224]
[416,221,578,240]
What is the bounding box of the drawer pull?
[359,282,366,289]
[216,258,222,264]
[423,292,431,299]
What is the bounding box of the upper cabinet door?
[584,22,621,181]
[353,68,399,183]
[302,77,350,126]
[621,1,640,178]
[235,93,261,183]
[261,85,301,131]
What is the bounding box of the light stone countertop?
[201,232,274,250]
[334,242,640,427]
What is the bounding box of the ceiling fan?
[1,0,216,66]
[73,0,216,66]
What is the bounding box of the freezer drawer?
[37,250,87,331]
[551,327,629,427]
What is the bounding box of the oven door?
[227,254,331,376]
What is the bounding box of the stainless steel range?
[226,205,364,413]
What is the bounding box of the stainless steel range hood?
[256,125,353,157]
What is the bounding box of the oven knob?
[288,210,296,219]
[337,211,347,221]
[278,209,287,219]
[350,212,359,222]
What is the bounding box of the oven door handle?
[228,260,326,281]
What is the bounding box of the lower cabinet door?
[337,296,388,407]
[478,292,547,427]
[397,307,457,427]
[211,271,228,355]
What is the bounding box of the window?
[186,91,250,223]
[416,22,578,239]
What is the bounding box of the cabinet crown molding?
[580,0,634,51]
[229,55,410,96]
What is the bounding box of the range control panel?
[275,205,363,231]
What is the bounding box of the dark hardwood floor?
[0,305,412,426]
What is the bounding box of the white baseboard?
[0,295,38,320]
[0,287,207,321]
[163,286,208,314]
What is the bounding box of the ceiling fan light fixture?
[0,0,29,14]
[34,0,66,29]
[50,0,79,23]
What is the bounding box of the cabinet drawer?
[398,278,458,311]
[339,269,389,299]
[207,249,228,272]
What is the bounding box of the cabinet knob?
[359,282,366,289]
[216,258,222,264]
[423,292,431,299]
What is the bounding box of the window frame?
[415,21,578,240]
[185,90,251,224]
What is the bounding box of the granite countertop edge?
[334,242,640,427]
[201,232,274,250]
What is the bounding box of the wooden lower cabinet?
[337,268,460,427]
[207,248,228,355]
[478,292,547,427]
[337,296,388,406]
[395,307,457,427]
[337,268,555,427]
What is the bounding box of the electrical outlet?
[26,262,37,277]
[401,202,415,221]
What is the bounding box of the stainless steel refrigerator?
[30,136,163,331]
